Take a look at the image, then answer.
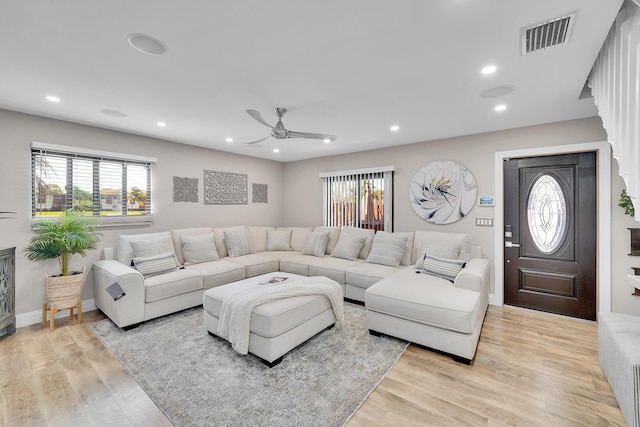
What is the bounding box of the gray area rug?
[91,302,408,427]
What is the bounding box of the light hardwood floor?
[0,305,626,426]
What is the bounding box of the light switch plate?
[475,217,493,227]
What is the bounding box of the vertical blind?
[320,166,394,232]
[31,142,155,221]
[590,2,640,221]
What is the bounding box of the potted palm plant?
[24,209,100,318]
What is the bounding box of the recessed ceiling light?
[323,138,331,144]
[225,137,234,143]
[481,65,497,75]
[494,104,507,112]
[273,148,280,153]
[157,121,167,127]
[390,125,400,132]
[127,33,168,56]
[46,95,61,103]
[100,108,128,118]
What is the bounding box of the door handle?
[505,241,520,248]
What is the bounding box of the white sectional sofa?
[93,225,490,361]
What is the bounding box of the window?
[320,166,394,232]
[31,142,155,224]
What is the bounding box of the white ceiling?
[0,1,623,162]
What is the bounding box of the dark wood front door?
[504,152,596,320]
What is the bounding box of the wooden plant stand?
[42,300,82,331]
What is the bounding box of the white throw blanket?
[217,276,344,355]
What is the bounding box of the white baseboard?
[16,298,96,328]
[488,293,501,306]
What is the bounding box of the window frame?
[30,142,156,227]
[320,166,394,232]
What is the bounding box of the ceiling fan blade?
[246,109,274,129]
[244,135,272,146]
[288,130,337,142]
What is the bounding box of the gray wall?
[2,108,639,319]
[0,109,284,315]
[282,117,640,315]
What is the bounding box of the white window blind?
[31,142,154,224]
[320,166,394,231]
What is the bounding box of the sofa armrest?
[93,259,145,328]
[453,258,490,295]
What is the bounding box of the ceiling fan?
[244,107,337,146]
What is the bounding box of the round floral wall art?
[409,160,477,224]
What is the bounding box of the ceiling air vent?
[521,12,576,55]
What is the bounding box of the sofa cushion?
[412,230,471,264]
[346,262,402,290]
[171,227,214,265]
[302,231,330,257]
[331,232,367,261]
[266,229,293,251]
[341,227,375,259]
[308,257,364,284]
[366,232,408,267]
[224,227,255,257]
[117,231,174,267]
[184,260,246,289]
[279,254,320,276]
[224,253,279,278]
[276,227,313,252]
[132,252,178,277]
[365,268,482,334]
[313,226,341,254]
[181,232,220,265]
[421,255,466,282]
[144,268,203,303]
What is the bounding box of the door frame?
[493,141,611,313]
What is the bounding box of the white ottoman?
[203,272,339,367]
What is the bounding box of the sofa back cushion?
[117,231,175,267]
[266,229,293,251]
[247,226,275,252]
[412,230,471,264]
[276,227,313,252]
[171,227,214,265]
[340,227,375,259]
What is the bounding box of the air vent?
[521,12,576,55]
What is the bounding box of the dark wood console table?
[0,247,16,339]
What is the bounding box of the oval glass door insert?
[527,174,567,253]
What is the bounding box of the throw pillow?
[421,254,466,282]
[132,252,178,278]
[180,232,219,265]
[224,228,254,257]
[130,237,177,266]
[266,229,293,251]
[331,233,367,261]
[366,233,409,267]
[302,231,331,257]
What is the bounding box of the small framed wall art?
[478,196,495,206]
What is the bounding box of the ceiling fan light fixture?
[46,95,61,103]
[225,137,234,143]
[273,148,280,153]
[390,125,400,132]
[323,138,331,144]
[157,121,167,127]
[494,104,507,112]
